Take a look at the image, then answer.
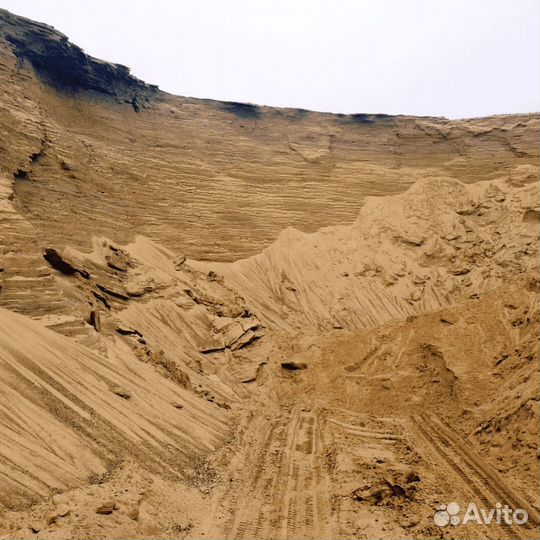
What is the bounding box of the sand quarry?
[0,8,539,540]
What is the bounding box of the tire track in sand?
[412,414,538,540]
[222,409,333,539]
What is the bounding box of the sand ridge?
[0,8,538,540]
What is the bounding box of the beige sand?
[0,8,538,540]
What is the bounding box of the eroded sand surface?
[0,8,539,540]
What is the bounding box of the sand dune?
[0,8,538,540]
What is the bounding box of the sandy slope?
[198,176,538,332]
[0,9,538,262]
[0,8,539,540]
[1,175,537,540]
[0,307,230,507]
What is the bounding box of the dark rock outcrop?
[0,8,158,110]
[43,247,90,279]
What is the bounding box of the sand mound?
[0,8,538,539]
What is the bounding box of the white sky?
[2,0,539,118]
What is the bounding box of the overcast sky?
[2,0,539,118]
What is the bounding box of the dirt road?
[214,409,333,540]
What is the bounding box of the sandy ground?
[0,176,538,539]
[0,8,539,540]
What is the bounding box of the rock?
[43,248,90,279]
[124,276,156,297]
[176,298,196,309]
[95,282,129,300]
[387,481,407,497]
[88,308,101,331]
[96,500,117,515]
[230,328,263,351]
[241,318,261,332]
[220,321,245,346]
[115,325,144,338]
[105,246,132,272]
[281,361,308,371]
[352,484,392,505]
[92,290,111,309]
[110,384,132,399]
[449,261,471,275]
[0,9,158,108]
[405,471,421,483]
[211,316,262,349]
[199,343,227,354]
[352,475,415,506]
[173,254,187,269]
[207,270,223,283]
[211,316,235,332]
[399,231,426,246]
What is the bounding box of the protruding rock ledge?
[0,8,159,110]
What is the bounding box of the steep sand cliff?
[0,9,538,540]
